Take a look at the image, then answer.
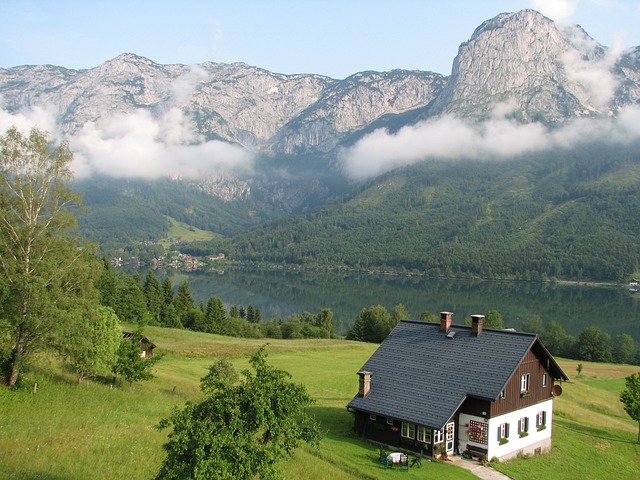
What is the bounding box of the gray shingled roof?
[347,320,547,430]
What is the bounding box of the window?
[518,417,529,437]
[387,417,394,425]
[499,389,506,399]
[401,421,415,439]
[433,429,444,444]
[542,373,548,387]
[497,423,510,444]
[417,425,430,443]
[467,420,488,445]
[369,413,377,421]
[521,374,530,395]
[536,411,547,430]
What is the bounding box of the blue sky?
[1,0,639,78]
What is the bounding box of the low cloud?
[0,71,254,181]
[69,108,253,179]
[340,105,640,182]
[530,0,579,23]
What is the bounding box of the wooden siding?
[491,346,554,417]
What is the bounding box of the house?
[122,331,157,359]
[346,312,569,461]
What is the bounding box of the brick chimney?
[471,315,485,336]
[440,311,453,332]
[357,371,373,397]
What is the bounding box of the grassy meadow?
[1,326,638,479]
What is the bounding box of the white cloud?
[530,0,579,22]
[559,23,624,108]
[340,106,640,182]
[69,108,253,179]
[168,65,210,105]
[0,103,60,139]
[0,104,253,180]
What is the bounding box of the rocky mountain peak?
[430,9,614,122]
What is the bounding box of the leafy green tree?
[58,306,121,384]
[612,334,637,364]
[484,310,504,329]
[619,372,640,442]
[182,308,205,331]
[419,311,439,322]
[576,326,612,362]
[522,315,544,334]
[0,127,99,388]
[540,320,574,357]
[113,328,158,390]
[392,304,410,324]
[314,308,334,337]
[112,273,147,324]
[346,305,394,343]
[156,347,321,480]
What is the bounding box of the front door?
[445,422,455,454]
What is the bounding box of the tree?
[246,304,256,323]
[143,271,163,325]
[156,346,321,480]
[58,306,121,384]
[0,127,99,388]
[173,280,195,324]
[612,334,637,364]
[540,320,574,357]
[576,326,612,362]
[522,315,544,334]
[346,305,394,343]
[619,372,640,442]
[392,304,410,324]
[484,310,504,329]
[113,328,158,390]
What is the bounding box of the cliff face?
[429,9,632,122]
[1,9,639,211]
[2,10,639,155]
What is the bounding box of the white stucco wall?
[459,399,554,461]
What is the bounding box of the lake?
[161,267,640,342]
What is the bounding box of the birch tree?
[0,127,98,388]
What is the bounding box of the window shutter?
[497,426,501,441]
[517,421,521,434]
[506,423,510,438]
[543,411,547,425]
[525,417,529,432]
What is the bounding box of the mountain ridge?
[2,9,640,281]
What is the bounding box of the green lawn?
[1,329,638,479]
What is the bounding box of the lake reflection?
[165,268,639,341]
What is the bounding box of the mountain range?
[1,9,640,281]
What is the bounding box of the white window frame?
[521,373,530,392]
[499,389,506,399]
[518,417,528,434]
[433,428,444,444]
[536,410,547,428]
[369,413,376,421]
[498,422,509,440]
[401,421,415,439]
[542,373,548,387]
[417,425,430,443]
[387,417,394,425]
